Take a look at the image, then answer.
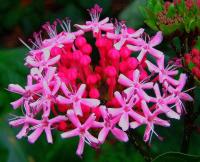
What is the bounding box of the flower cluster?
[8,4,193,157]
[185,48,200,79]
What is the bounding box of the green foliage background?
[0,0,200,162]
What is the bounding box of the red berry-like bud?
[140,69,148,81]
[81,43,92,55]
[50,46,62,57]
[87,75,98,85]
[105,66,117,77]
[108,48,120,60]
[191,48,200,57]
[75,36,87,48]
[119,61,128,73]
[73,50,83,61]
[57,121,68,131]
[184,53,191,65]
[127,58,138,70]
[80,55,91,66]
[89,88,100,98]
[120,47,131,59]
[95,38,106,48]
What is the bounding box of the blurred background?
[0,0,200,162]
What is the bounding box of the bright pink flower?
[118,69,153,102]
[167,74,193,114]
[146,58,179,86]
[57,83,100,116]
[93,106,128,143]
[151,84,180,119]
[106,23,144,50]
[108,91,144,131]
[127,31,164,62]
[75,4,113,37]
[130,100,170,142]
[61,110,99,157]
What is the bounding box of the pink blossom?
[130,100,170,142]
[146,58,179,86]
[75,4,113,37]
[61,110,99,157]
[108,91,144,131]
[56,83,100,116]
[118,69,153,102]
[127,31,164,62]
[107,23,144,50]
[167,74,193,113]
[151,84,180,119]
[93,106,128,143]
[8,75,42,109]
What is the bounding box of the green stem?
[128,130,153,162]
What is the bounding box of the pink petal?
[108,108,123,117]
[154,117,170,127]
[118,74,133,87]
[114,91,125,106]
[45,126,53,143]
[130,121,141,129]
[47,55,61,66]
[28,127,44,143]
[137,49,147,62]
[133,69,140,83]
[143,125,151,142]
[56,95,72,105]
[76,136,85,157]
[99,17,109,25]
[49,115,67,124]
[130,28,144,38]
[76,84,86,97]
[98,127,109,143]
[111,127,128,142]
[8,84,25,94]
[73,101,83,116]
[114,38,126,50]
[148,48,164,60]
[141,100,152,117]
[61,83,70,97]
[81,98,100,108]
[83,114,96,130]
[61,129,79,138]
[100,23,114,31]
[45,67,56,82]
[177,74,187,90]
[153,84,161,98]
[11,98,24,109]
[145,60,160,73]
[16,124,29,139]
[129,110,144,124]
[106,32,119,40]
[67,110,81,127]
[149,31,163,47]
[119,113,129,131]
[85,131,99,144]
[74,24,91,32]
[179,93,193,101]
[127,44,141,51]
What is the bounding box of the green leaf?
[167,4,175,18]
[188,62,195,70]
[119,0,146,28]
[153,152,200,162]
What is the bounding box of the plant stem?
[128,130,153,162]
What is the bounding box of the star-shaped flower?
[61,110,99,157]
[56,83,100,116]
[127,31,164,62]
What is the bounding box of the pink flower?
[8,75,42,109]
[57,83,100,116]
[28,113,67,144]
[127,31,164,62]
[146,58,179,86]
[168,74,193,114]
[118,69,153,102]
[75,4,113,37]
[61,110,99,157]
[93,106,128,143]
[108,91,144,131]
[151,84,180,119]
[9,101,38,139]
[107,23,144,50]
[130,100,170,142]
